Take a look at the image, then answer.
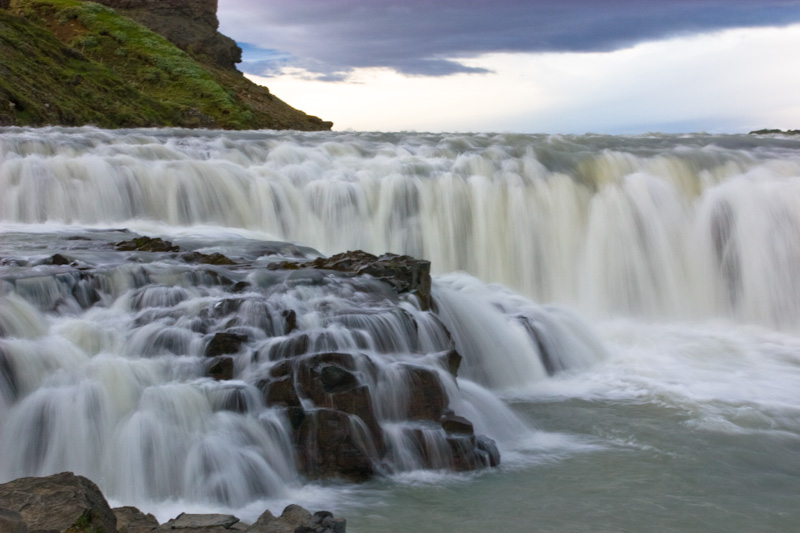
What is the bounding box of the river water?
[1,128,799,531]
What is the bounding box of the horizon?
[217,1,800,134]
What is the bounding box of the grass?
[0,0,332,130]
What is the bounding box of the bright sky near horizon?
[217,1,800,134]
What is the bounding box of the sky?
[217,1,800,134]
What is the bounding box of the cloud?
[218,0,800,79]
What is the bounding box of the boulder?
[207,356,234,380]
[204,332,248,357]
[113,506,159,533]
[161,513,239,529]
[249,505,345,533]
[262,375,301,408]
[268,250,432,309]
[404,366,447,421]
[0,472,116,533]
[115,236,179,253]
[296,408,376,481]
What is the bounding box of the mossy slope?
[0,0,332,130]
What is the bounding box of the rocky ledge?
[0,472,346,533]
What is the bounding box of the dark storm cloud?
[219,0,800,79]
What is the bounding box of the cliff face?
[0,0,332,130]
[90,0,241,70]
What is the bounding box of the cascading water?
[1,127,800,531]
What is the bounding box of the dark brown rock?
[180,251,237,266]
[320,365,358,394]
[113,506,159,533]
[330,385,383,449]
[441,413,474,435]
[204,332,248,357]
[115,236,179,253]
[281,309,297,334]
[476,435,501,467]
[405,366,447,421]
[438,349,462,378]
[207,356,234,381]
[268,251,432,310]
[296,408,376,481]
[265,334,309,361]
[0,472,116,533]
[263,375,300,408]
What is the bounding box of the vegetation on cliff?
[0,0,332,130]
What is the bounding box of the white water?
[1,128,800,531]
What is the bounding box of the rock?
[268,251,432,310]
[207,356,234,380]
[204,332,248,357]
[296,408,376,481]
[162,513,239,529]
[437,349,462,378]
[113,506,159,533]
[476,435,501,467]
[281,309,297,334]
[320,365,358,393]
[404,366,447,421]
[0,0,10,9]
[0,508,26,533]
[180,251,237,266]
[441,413,474,435]
[116,237,180,253]
[265,334,309,361]
[91,0,241,70]
[262,374,301,408]
[248,505,345,533]
[0,472,117,533]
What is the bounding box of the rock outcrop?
[0,473,347,533]
[89,0,241,70]
[0,472,117,533]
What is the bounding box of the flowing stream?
[1,127,799,531]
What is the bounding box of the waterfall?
[2,127,800,513]
[3,128,800,326]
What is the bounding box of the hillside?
[0,0,332,130]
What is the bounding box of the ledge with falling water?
[0,230,543,513]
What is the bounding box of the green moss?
[1,0,332,130]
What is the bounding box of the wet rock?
[405,366,447,421]
[207,356,234,381]
[476,435,501,467]
[44,253,72,266]
[113,505,159,533]
[265,334,309,361]
[162,513,239,529]
[262,375,300,408]
[296,408,376,481]
[281,309,297,334]
[320,365,358,393]
[0,472,117,533]
[268,250,432,309]
[204,332,248,357]
[441,413,474,435]
[330,385,383,448]
[249,505,345,533]
[180,251,237,266]
[437,349,462,378]
[116,236,180,253]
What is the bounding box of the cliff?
[0,0,332,130]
